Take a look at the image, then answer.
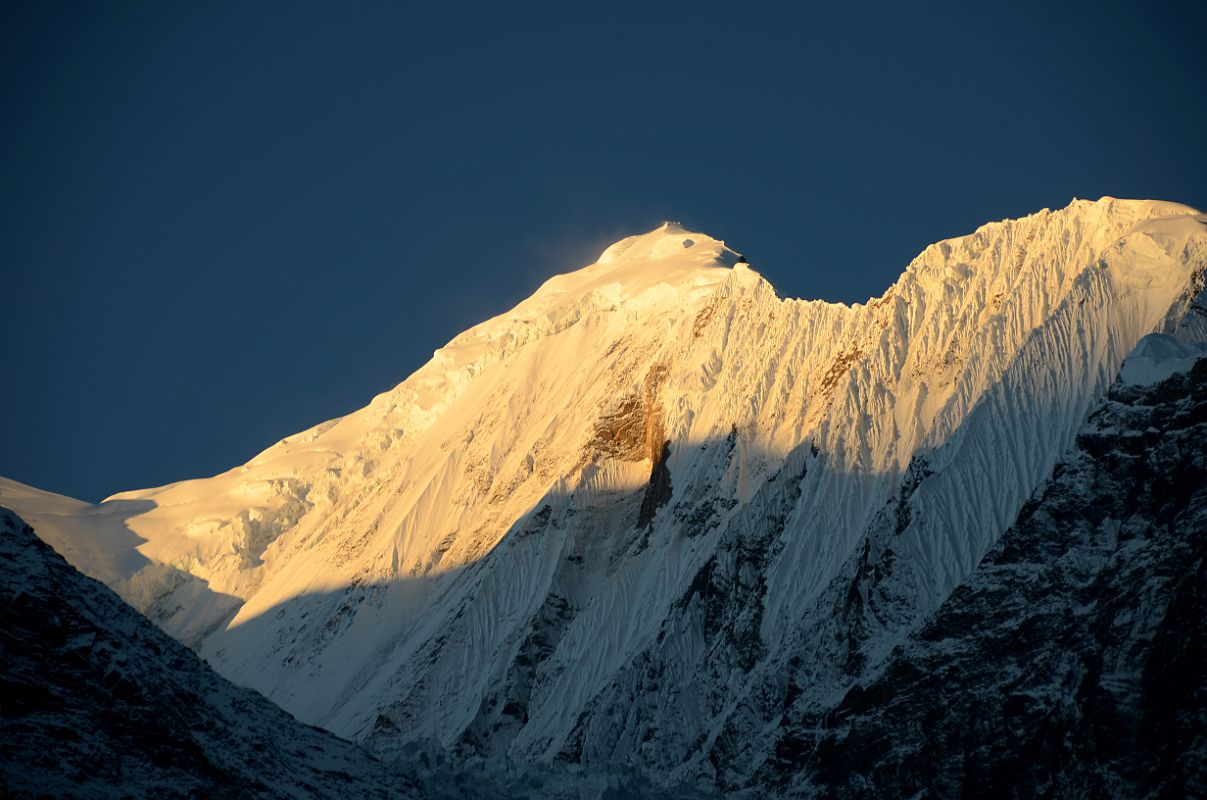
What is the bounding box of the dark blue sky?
[3,1,1205,502]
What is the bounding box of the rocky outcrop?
[765,358,1207,798]
[0,508,413,800]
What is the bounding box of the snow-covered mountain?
[4,196,1205,794]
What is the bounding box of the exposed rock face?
[0,508,413,800]
[766,359,1207,798]
[590,364,669,465]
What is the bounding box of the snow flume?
[2,197,1205,796]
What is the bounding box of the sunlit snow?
[2,197,1204,784]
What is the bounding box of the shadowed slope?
[0,508,413,800]
[767,357,1207,798]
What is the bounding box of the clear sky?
[3,0,1205,502]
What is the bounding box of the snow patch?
[1119,333,1207,385]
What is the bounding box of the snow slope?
[4,198,1205,791]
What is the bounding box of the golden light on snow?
[3,197,1204,743]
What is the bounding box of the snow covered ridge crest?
[2,197,1206,792]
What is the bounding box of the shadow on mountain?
[0,507,415,800]
[202,366,1207,798]
[199,326,1097,782]
[763,358,1207,799]
[0,484,249,650]
[17,306,1205,798]
[0,483,159,581]
[81,497,249,649]
[192,430,767,799]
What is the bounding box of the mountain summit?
[3,197,1205,794]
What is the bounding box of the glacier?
[3,196,1205,793]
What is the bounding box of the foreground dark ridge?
[0,507,414,800]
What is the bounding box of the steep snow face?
[4,199,1205,787]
